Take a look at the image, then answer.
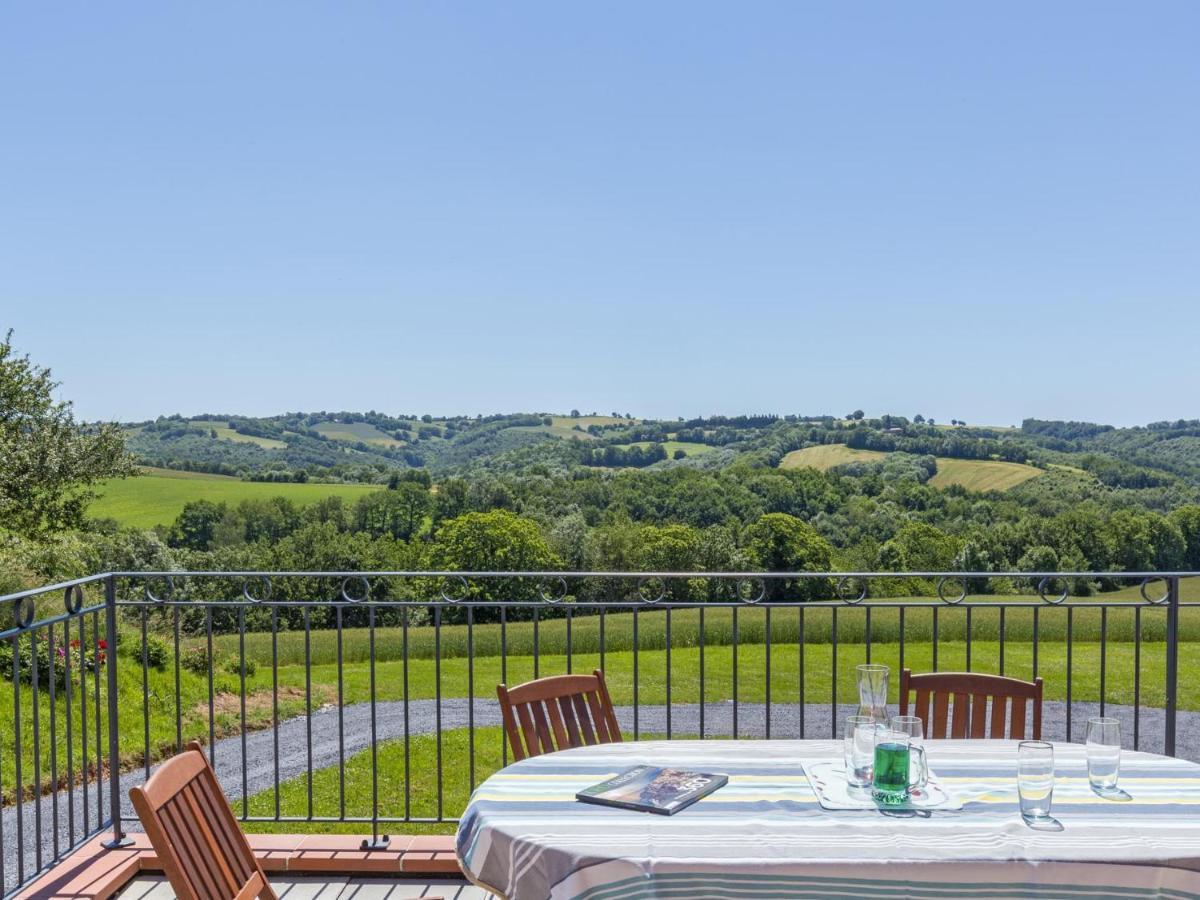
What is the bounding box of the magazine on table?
[576,765,728,815]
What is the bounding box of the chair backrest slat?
[497,670,622,760]
[130,742,277,900]
[509,697,539,760]
[951,692,969,738]
[899,669,1044,740]
[529,702,555,755]
[989,691,1008,737]
[931,691,950,736]
[558,696,583,746]
[544,697,570,748]
[1011,695,1028,739]
[570,693,595,745]
[969,692,989,738]
[584,690,611,743]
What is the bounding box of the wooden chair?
[497,669,622,761]
[130,741,278,900]
[899,668,1044,740]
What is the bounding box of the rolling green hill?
[89,468,381,528]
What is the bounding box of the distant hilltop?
[119,410,1200,492]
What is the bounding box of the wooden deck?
[13,834,484,900]
[118,875,490,900]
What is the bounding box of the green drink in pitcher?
[872,728,927,804]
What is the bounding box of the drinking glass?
[872,728,927,804]
[844,715,875,789]
[1017,741,1054,821]
[890,715,927,790]
[1086,717,1121,794]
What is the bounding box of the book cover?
[576,765,728,815]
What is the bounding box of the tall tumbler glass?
[844,715,875,789]
[1086,717,1121,794]
[1017,740,1055,822]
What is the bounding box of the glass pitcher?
[856,664,890,726]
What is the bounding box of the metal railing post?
[1164,576,1180,758]
[102,574,132,849]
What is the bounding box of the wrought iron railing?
[1,570,1196,896]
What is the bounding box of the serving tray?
[805,761,963,811]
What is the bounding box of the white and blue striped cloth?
[456,739,1200,900]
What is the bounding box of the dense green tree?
[433,477,470,523]
[633,523,704,600]
[744,513,834,600]
[1103,509,1185,572]
[351,483,430,541]
[0,332,134,534]
[302,495,350,531]
[877,522,960,571]
[168,500,227,550]
[953,535,1000,593]
[424,510,560,619]
[239,497,303,544]
[547,510,589,570]
[1169,505,1200,569]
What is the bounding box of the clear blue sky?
[3,2,1198,427]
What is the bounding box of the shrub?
[224,655,257,677]
[180,645,213,675]
[142,633,170,669]
[0,633,105,688]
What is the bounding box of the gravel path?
[5,699,1198,889]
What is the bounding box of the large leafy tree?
[424,510,560,620]
[744,512,834,600]
[1169,506,1200,570]
[0,332,134,535]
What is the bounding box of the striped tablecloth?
[456,739,1200,900]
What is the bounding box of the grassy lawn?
[250,639,1190,711]
[241,725,564,833]
[199,599,1200,667]
[88,470,381,528]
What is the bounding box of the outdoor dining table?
[455,738,1200,900]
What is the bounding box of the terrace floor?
[13,834,491,900]
[119,876,488,900]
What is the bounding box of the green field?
[89,468,381,528]
[780,444,1044,492]
[780,445,888,470]
[928,457,1044,491]
[552,415,633,428]
[614,440,716,458]
[313,422,405,447]
[190,420,287,450]
[511,423,598,440]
